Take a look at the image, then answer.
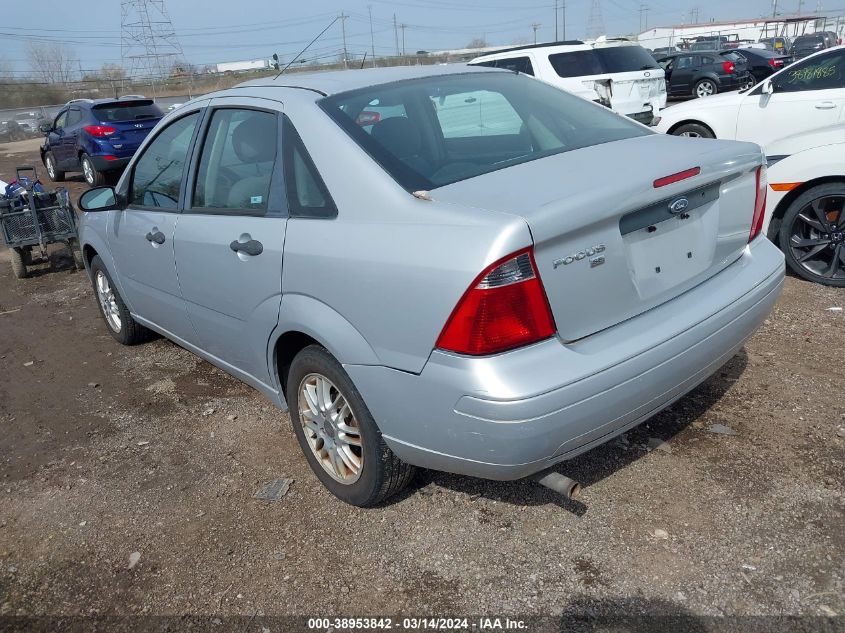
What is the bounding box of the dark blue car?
[40,98,163,186]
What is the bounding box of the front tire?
[672,122,715,139]
[287,345,415,506]
[779,183,845,287]
[44,152,65,182]
[694,78,717,98]
[89,255,152,344]
[81,154,106,187]
[9,247,28,279]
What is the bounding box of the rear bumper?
[346,237,784,480]
[88,155,130,172]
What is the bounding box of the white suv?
[469,40,667,125]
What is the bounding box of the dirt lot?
[0,139,843,629]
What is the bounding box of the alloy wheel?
[298,373,364,484]
[787,194,845,282]
[82,158,94,185]
[696,81,715,98]
[679,131,701,138]
[95,270,122,332]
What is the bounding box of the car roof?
[237,64,504,96]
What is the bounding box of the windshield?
[92,100,163,122]
[320,72,650,191]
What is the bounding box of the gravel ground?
[0,139,843,630]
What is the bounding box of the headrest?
[371,117,422,159]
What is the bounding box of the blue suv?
[40,98,163,186]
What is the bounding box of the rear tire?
[81,154,105,187]
[9,247,27,279]
[287,345,415,506]
[44,152,65,182]
[89,255,152,345]
[672,123,715,139]
[694,78,717,98]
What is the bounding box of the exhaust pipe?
[531,471,581,500]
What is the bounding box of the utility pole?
[772,0,778,18]
[368,5,376,67]
[562,0,566,39]
[393,14,400,57]
[400,23,407,56]
[555,0,559,41]
[532,22,540,44]
[339,12,348,69]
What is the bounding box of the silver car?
[77,65,785,506]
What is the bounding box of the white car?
[656,45,845,145]
[763,122,845,286]
[470,39,667,125]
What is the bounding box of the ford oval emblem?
[669,198,689,214]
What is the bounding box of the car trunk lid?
[432,134,764,342]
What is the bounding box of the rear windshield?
[92,100,163,122]
[549,46,658,77]
[793,36,824,47]
[721,51,745,62]
[320,72,650,191]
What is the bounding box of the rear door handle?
[815,101,837,109]
[145,230,165,245]
[229,239,263,257]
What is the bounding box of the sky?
[2,0,844,77]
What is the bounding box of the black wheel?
[9,247,27,279]
[741,74,756,90]
[44,152,65,182]
[287,345,415,506]
[672,122,715,139]
[89,255,153,344]
[66,239,84,270]
[779,183,845,287]
[81,154,106,187]
[694,78,717,98]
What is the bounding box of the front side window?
[321,72,649,191]
[193,108,278,212]
[66,108,82,127]
[54,110,68,129]
[129,112,199,209]
[774,50,845,92]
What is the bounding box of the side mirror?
[762,79,774,95]
[79,187,119,212]
[39,122,52,134]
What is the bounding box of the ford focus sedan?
[76,65,784,506]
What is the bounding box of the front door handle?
[229,238,263,257]
[145,230,165,245]
[815,101,837,110]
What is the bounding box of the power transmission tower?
[639,4,649,31]
[121,0,184,80]
[586,0,605,39]
[532,22,541,44]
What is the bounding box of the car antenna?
[276,17,340,78]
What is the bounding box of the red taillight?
[436,249,556,356]
[654,167,700,188]
[83,125,117,137]
[768,58,784,68]
[722,61,735,74]
[102,155,119,161]
[749,165,767,242]
[355,111,381,126]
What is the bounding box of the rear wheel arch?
[668,120,716,137]
[274,331,322,404]
[766,176,845,247]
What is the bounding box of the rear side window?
[92,100,163,122]
[282,116,337,219]
[193,109,278,213]
[480,56,534,76]
[129,112,199,209]
[549,50,603,77]
[701,56,715,64]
